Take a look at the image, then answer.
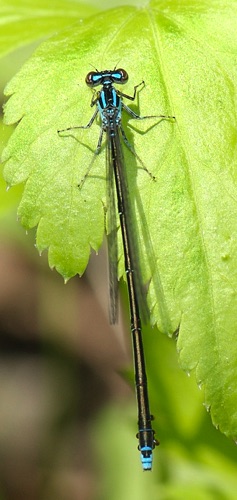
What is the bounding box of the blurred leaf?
[94,332,237,498]
[0,0,98,58]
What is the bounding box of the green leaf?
[2,0,237,446]
[0,0,98,58]
[0,119,23,215]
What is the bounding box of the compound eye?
[85,72,101,87]
[117,68,129,84]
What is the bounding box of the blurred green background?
[0,36,237,500]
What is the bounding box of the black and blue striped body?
[85,69,157,471]
[59,69,161,471]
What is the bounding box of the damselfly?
[58,68,174,470]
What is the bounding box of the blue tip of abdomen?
[140,446,153,471]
